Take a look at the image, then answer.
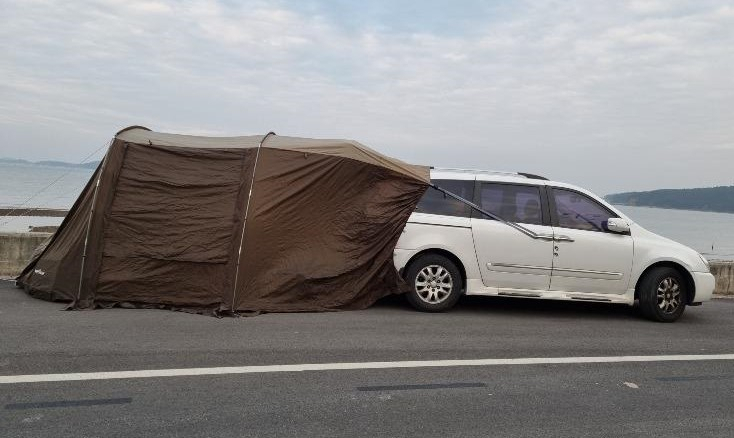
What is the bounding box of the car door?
[471,182,555,292]
[548,187,633,295]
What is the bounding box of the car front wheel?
[405,254,463,312]
[638,267,687,322]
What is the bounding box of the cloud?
[627,0,673,15]
[0,0,733,193]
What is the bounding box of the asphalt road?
[1,279,733,437]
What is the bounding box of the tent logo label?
[34,269,45,276]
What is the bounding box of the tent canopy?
[18,126,430,314]
[116,128,429,183]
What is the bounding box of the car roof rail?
[431,167,519,177]
[517,172,548,180]
[430,167,549,180]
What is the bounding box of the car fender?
[395,219,481,279]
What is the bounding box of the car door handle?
[533,233,555,241]
[554,235,574,242]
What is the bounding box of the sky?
[1,0,733,195]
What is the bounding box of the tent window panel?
[102,145,247,263]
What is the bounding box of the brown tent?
[17,126,430,314]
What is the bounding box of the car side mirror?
[604,217,630,234]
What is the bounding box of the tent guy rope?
[0,140,110,226]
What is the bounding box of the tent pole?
[75,142,112,304]
[430,184,555,241]
[230,132,276,310]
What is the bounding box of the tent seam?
[230,132,275,311]
[75,143,112,303]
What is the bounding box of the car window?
[415,179,474,217]
[479,183,543,225]
[551,188,614,232]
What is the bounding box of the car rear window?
[415,179,474,218]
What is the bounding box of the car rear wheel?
[638,267,687,322]
[405,254,463,312]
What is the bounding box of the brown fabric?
[94,143,252,307]
[263,135,430,184]
[18,164,102,301]
[75,141,128,307]
[18,128,429,314]
[233,147,427,311]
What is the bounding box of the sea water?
[615,205,734,260]
[0,162,94,232]
[0,162,732,259]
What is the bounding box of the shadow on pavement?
[374,292,641,321]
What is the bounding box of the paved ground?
[1,279,733,437]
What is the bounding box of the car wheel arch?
[634,261,696,304]
[403,249,467,293]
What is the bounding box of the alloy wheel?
[415,265,453,304]
[656,277,682,314]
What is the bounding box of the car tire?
[638,267,687,322]
[405,254,463,312]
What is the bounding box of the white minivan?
[394,169,715,322]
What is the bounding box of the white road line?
[1,354,733,384]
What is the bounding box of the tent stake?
[231,132,276,310]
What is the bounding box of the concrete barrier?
[0,232,52,277]
[1,232,733,295]
[710,261,734,296]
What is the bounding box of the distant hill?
[605,186,734,213]
[0,158,100,169]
